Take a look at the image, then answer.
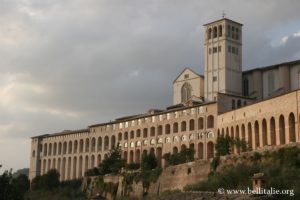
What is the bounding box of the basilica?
[29,17,300,181]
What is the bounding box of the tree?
[139,152,161,196]
[99,145,126,175]
[215,135,232,156]
[31,169,60,190]
[163,148,195,166]
[0,165,30,200]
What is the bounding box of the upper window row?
[207,25,240,40]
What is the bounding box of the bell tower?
[203,18,243,101]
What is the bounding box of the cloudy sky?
[0,0,300,172]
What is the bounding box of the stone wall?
[129,159,211,197]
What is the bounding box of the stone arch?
[97,137,102,152]
[173,122,178,133]
[104,136,109,150]
[207,142,214,159]
[226,127,229,136]
[68,141,72,154]
[111,135,116,148]
[91,155,95,168]
[181,144,187,151]
[67,157,71,180]
[143,128,148,138]
[52,158,56,169]
[78,156,83,178]
[48,143,52,156]
[289,112,296,142]
[150,148,155,154]
[165,124,171,134]
[208,28,212,39]
[58,142,62,155]
[61,157,66,181]
[43,159,46,174]
[63,142,67,154]
[158,125,163,135]
[247,122,252,149]
[198,117,204,129]
[84,155,89,175]
[218,25,222,37]
[241,124,245,140]
[235,125,240,154]
[198,142,204,159]
[181,82,192,102]
[135,149,141,163]
[57,158,61,176]
[73,140,78,153]
[207,115,214,128]
[130,131,134,139]
[173,146,178,154]
[156,147,162,167]
[189,143,195,150]
[91,138,96,152]
[85,138,90,152]
[123,151,128,163]
[53,143,57,155]
[44,143,48,156]
[279,115,286,144]
[47,159,51,172]
[262,119,267,146]
[189,119,195,131]
[129,151,134,163]
[124,132,128,140]
[73,156,77,179]
[136,129,141,137]
[254,121,260,148]
[97,154,101,165]
[270,117,276,145]
[150,126,155,137]
[213,26,217,38]
[79,139,83,153]
[181,121,187,132]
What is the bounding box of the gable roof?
[173,67,204,83]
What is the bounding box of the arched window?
[270,117,276,145]
[208,28,212,39]
[181,121,187,132]
[173,123,178,133]
[279,115,285,144]
[181,82,192,102]
[150,127,155,137]
[165,124,171,134]
[198,117,204,129]
[207,115,214,128]
[136,129,141,137]
[130,131,134,139]
[218,25,222,37]
[213,26,217,38]
[143,128,148,138]
[289,113,296,142]
[189,119,195,131]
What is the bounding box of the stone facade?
[29,102,217,181]
[29,17,300,184]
